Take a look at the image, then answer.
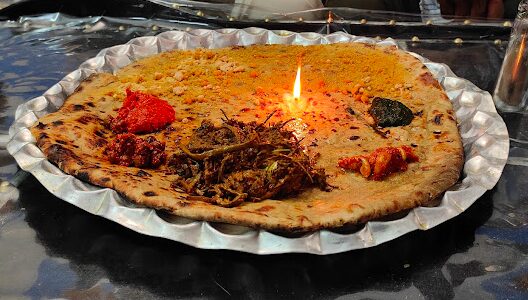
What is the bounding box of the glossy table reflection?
[0,13,527,299]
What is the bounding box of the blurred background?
[0,0,522,21]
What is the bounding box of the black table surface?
[0,11,527,300]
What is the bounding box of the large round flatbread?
[31,43,463,232]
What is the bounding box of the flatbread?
[31,43,463,232]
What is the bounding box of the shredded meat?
[338,145,419,180]
[107,133,166,168]
[169,115,330,207]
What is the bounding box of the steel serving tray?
[6,28,509,254]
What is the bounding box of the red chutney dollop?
[107,133,166,168]
[110,89,175,134]
[338,145,419,180]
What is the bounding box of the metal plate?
[6,28,509,254]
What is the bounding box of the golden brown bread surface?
[31,43,464,232]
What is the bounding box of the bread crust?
[31,43,464,232]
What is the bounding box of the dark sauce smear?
[368,97,414,127]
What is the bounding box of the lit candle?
[281,64,309,138]
[284,64,309,116]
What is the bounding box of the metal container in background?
[494,0,528,112]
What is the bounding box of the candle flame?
[282,64,308,117]
[293,65,301,99]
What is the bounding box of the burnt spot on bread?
[86,102,95,108]
[136,170,152,177]
[95,138,107,147]
[373,127,389,139]
[76,171,90,182]
[77,116,91,125]
[74,85,84,93]
[47,144,82,165]
[446,110,456,121]
[418,72,441,89]
[39,133,49,140]
[77,114,99,125]
[143,191,157,197]
[56,140,67,145]
[52,120,64,126]
[434,132,448,140]
[98,96,108,102]
[349,136,360,140]
[99,177,111,182]
[36,122,46,129]
[94,129,106,137]
[178,201,191,207]
[433,114,443,125]
[73,104,84,111]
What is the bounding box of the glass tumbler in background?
[494,0,528,112]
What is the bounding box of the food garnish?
[110,89,175,134]
[368,97,414,127]
[107,133,166,168]
[338,145,419,180]
[169,113,330,207]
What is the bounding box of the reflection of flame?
[287,118,308,140]
[293,65,301,99]
[513,33,526,81]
